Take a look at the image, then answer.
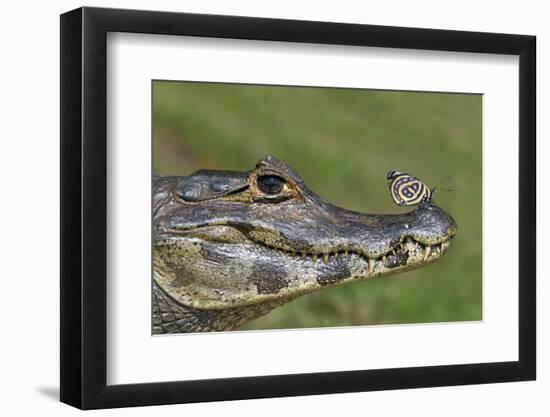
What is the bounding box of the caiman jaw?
[155,210,456,312]
[256,234,453,274]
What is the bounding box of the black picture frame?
[60,6,536,410]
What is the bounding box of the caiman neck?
[152,282,286,333]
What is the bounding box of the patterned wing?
[387,171,432,206]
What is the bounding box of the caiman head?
[153,155,457,333]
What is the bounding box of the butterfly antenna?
[433,176,454,192]
[433,186,453,193]
[434,176,452,187]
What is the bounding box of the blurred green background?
[153,81,482,330]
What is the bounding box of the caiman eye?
[257,175,285,195]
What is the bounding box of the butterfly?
[387,171,433,206]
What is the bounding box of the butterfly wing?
[388,172,431,206]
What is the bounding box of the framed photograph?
[60,6,536,409]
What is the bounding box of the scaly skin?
[152,156,457,333]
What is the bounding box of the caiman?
[153,155,457,333]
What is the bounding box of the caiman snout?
[228,195,457,277]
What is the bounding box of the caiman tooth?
[368,258,376,275]
[423,245,432,261]
[323,253,329,263]
[344,250,349,256]
[381,255,387,264]
[301,252,306,259]
[313,254,318,261]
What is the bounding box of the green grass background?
[152,81,482,330]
